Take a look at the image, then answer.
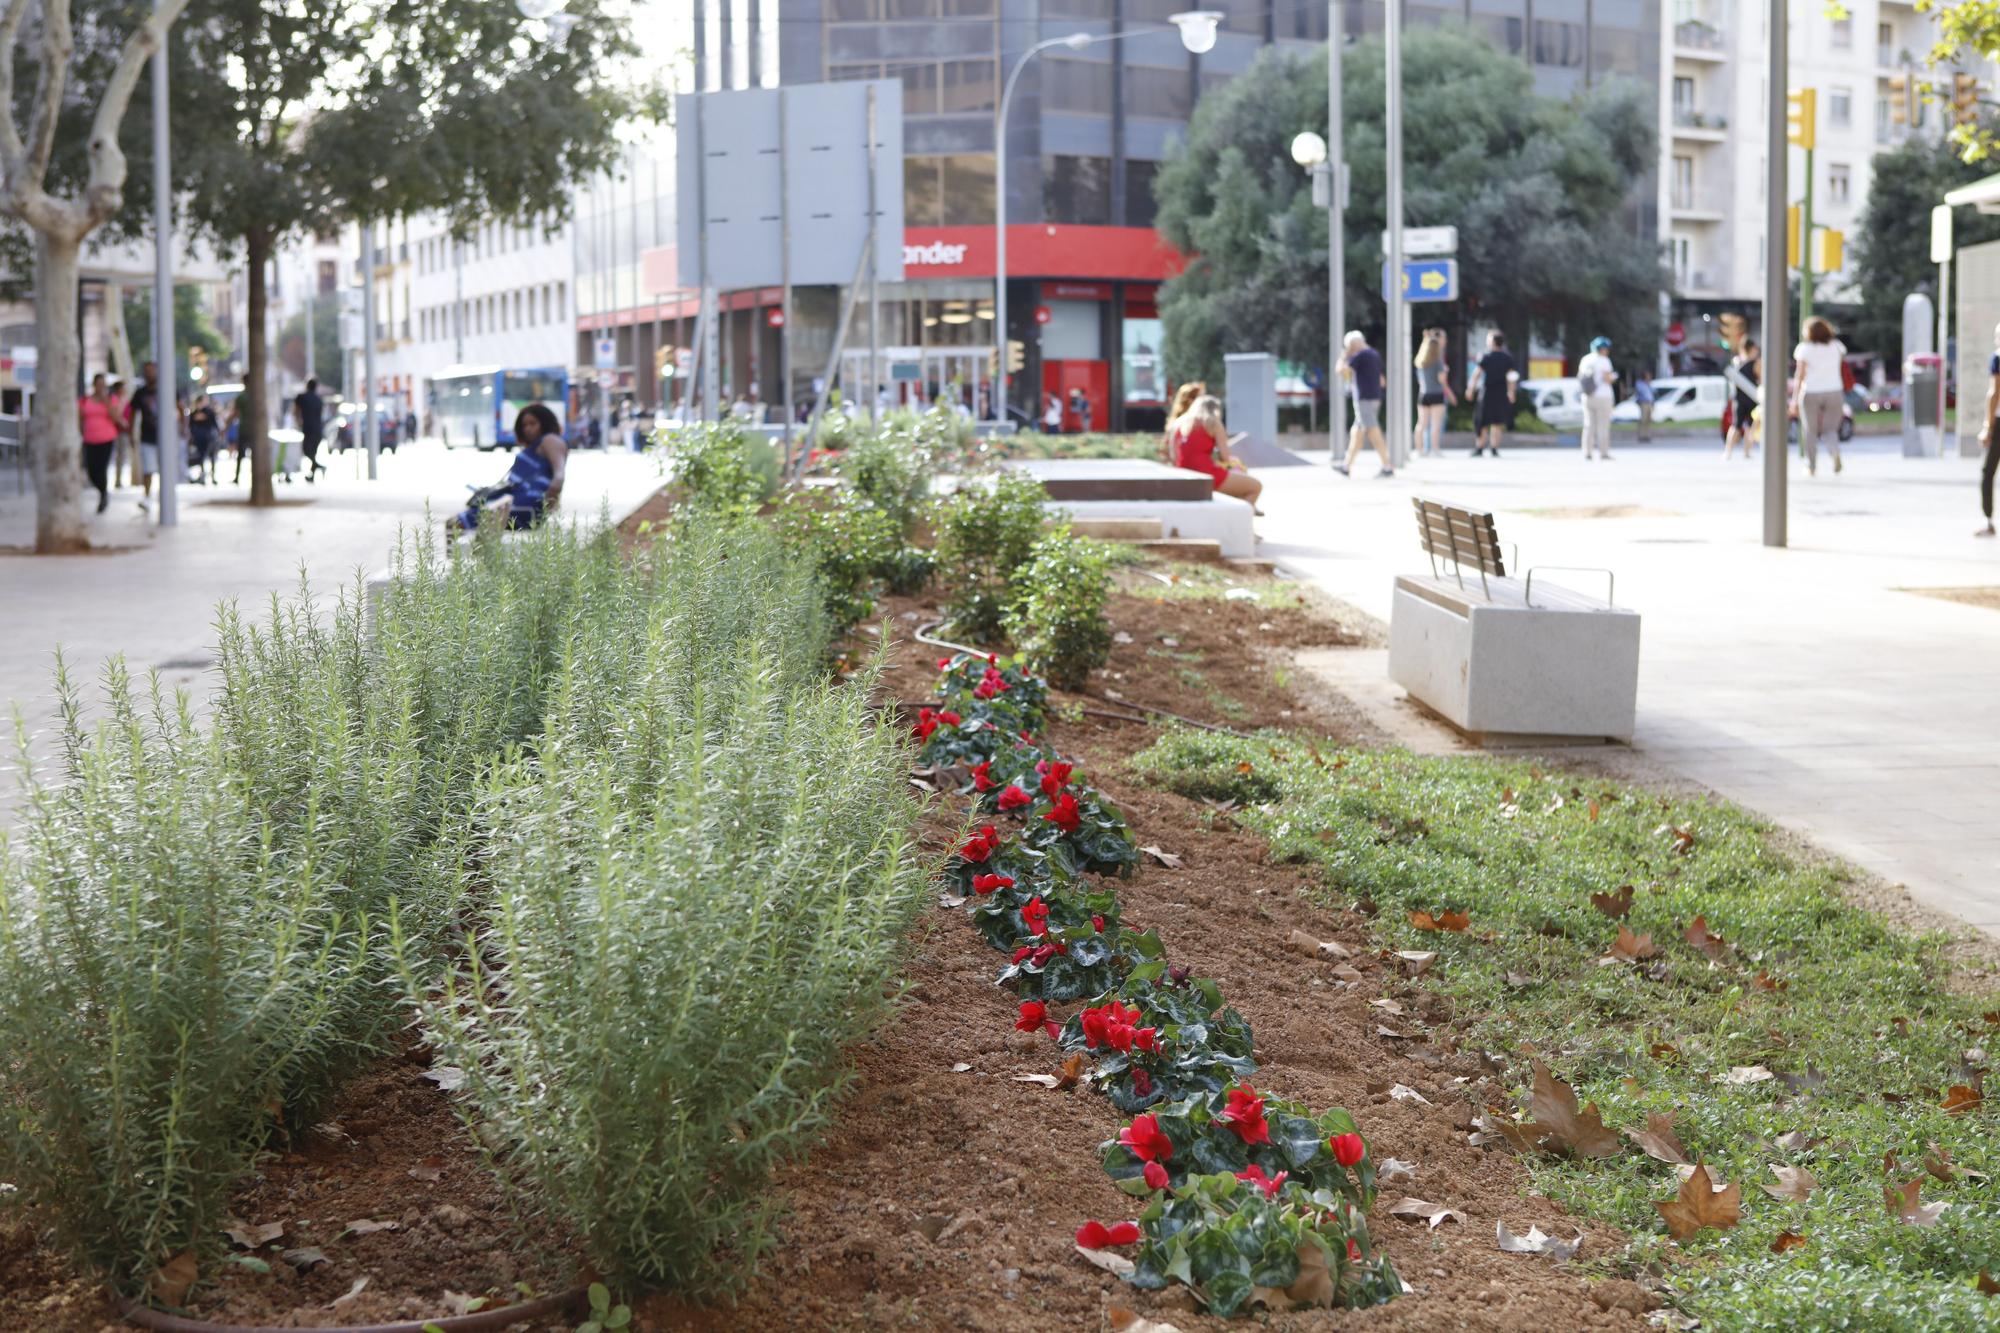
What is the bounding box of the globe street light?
[994,13,1220,423]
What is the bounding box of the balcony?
[1669,189,1728,223]
[1672,107,1729,141]
[1673,20,1727,60]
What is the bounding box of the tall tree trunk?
[31,230,89,554]
[243,226,276,506]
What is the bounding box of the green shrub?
[1127,727,1296,805]
[1002,531,1114,690]
[661,421,781,514]
[775,488,900,633]
[934,469,1051,642]
[834,421,934,539]
[399,524,926,1295]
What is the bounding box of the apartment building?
[1662,0,1989,363]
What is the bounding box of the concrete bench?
[1388,497,1639,743]
[1004,459,1255,558]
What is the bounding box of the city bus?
[429,365,568,451]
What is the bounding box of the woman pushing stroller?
[447,403,567,535]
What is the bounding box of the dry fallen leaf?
[1396,949,1437,976]
[343,1218,400,1236]
[1409,908,1471,932]
[1770,1230,1809,1253]
[1108,1307,1184,1333]
[1941,1083,1984,1114]
[408,1163,444,1183]
[1055,1052,1087,1091]
[1717,1065,1775,1086]
[1925,1142,1988,1183]
[1760,1165,1819,1202]
[1885,1178,1950,1227]
[1753,970,1788,992]
[1075,1244,1136,1276]
[333,1276,370,1307]
[1625,1112,1689,1165]
[1013,1073,1060,1089]
[421,1065,467,1092]
[1605,925,1660,963]
[1370,998,1405,1016]
[950,1062,973,1074]
[1529,1060,1622,1159]
[1389,1083,1432,1106]
[1654,1161,1742,1241]
[1684,916,1729,961]
[1469,1111,1547,1154]
[223,1220,285,1250]
[150,1250,199,1307]
[1287,928,1351,959]
[281,1247,330,1271]
[1387,1197,1466,1230]
[1978,1271,2000,1296]
[1495,1220,1582,1260]
[1378,1157,1418,1183]
[1774,1130,1819,1153]
[1330,963,1365,985]
[1650,1041,1681,1061]
[1140,846,1183,870]
[1590,885,1635,919]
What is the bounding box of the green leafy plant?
[933,470,1051,642]
[834,420,935,539]
[661,420,781,515]
[1003,530,1114,690]
[774,488,899,633]
[1055,975,1257,1111]
[575,1282,631,1333]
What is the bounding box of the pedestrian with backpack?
[1577,335,1617,460]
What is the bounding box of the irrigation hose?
[910,622,1255,740]
[120,1284,586,1333]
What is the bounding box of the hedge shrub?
[1003,530,1114,690]
[934,469,1051,642]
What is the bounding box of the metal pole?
[867,83,881,425]
[361,222,379,478]
[996,58,1014,423]
[1328,0,1345,464]
[779,87,795,455]
[599,175,613,447]
[1763,0,1788,547]
[1940,254,1953,456]
[151,2,177,527]
[302,251,315,389]
[697,96,718,422]
[1384,0,1406,467]
[1798,143,1815,325]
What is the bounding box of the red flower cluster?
[912,707,962,742]
[958,825,1001,863]
[1329,1131,1365,1168]
[1036,758,1074,797]
[1042,791,1081,833]
[1015,1000,1060,1038]
[973,666,1012,701]
[970,761,997,793]
[1218,1085,1271,1146]
[972,872,1014,895]
[1078,1000,1158,1053]
[997,784,1032,811]
[1118,1113,1174,1163]
[1010,940,1065,967]
[1020,895,1050,936]
[1236,1163,1289,1199]
[1075,1219,1141,1249]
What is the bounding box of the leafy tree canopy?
[122,283,231,388]
[1850,127,2000,358]
[1154,28,1666,387]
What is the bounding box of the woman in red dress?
[1169,394,1262,513]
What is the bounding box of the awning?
[1943,172,2000,213]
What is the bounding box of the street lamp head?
[1290,131,1327,168]
[516,0,567,18]
[1060,31,1092,50]
[1169,11,1223,54]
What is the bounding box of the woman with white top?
[1790,316,1846,475]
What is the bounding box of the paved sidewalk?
[0,443,661,784]
[1251,437,2000,936]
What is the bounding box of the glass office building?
[659,0,1658,430]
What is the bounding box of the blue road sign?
[1380,258,1459,303]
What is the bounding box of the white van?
[1612,376,1729,423]
[1518,378,1585,430]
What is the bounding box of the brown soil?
[639,572,1646,1332]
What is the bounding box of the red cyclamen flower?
[1329,1132,1365,1168]
[1130,1068,1153,1097]
[1118,1114,1174,1163]
[1042,791,1082,833]
[972,873,1014,895]
[1218,1085,1271,1146]
[958,825,1000,863]
[938,710,962,726]
[913,708,940,742]
[997,784,1032,811]
[1143,1160,1170,1190]
[1020,896,1050,936]
[1015,1001,1047,1032]
[1092,914,1105,933]
[1237,1164,1289,1199]
[1346,1238,1361,1262]
[970,761,997,792]
[1036,759,1074,797]
[1074,1219,1140,1249]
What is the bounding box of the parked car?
[1610,375,1729,424]
[1519,378,1585,430]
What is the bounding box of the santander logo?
[903,240,969,268]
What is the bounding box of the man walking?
[293,378,327,482]
[125,360,163,512]
[1578,335,1617,460]
[1335,330,1393,478]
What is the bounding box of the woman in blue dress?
[448,402,567,534]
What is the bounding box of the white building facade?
[1661,0,1992,366]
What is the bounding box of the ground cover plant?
[916,654,1402,1315]
[1132,730,2000,1330]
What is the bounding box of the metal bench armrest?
[1524,565,1616,608]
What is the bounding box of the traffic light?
[655,345,674,380]
[1006,339,1026,374]
[1786,87,1816,149]
[1888,72,1918,126]
[1954,72,1981,126]
[1815,228,1844,274]
[1787,204,1802,268]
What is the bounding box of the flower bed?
[916,651,1401,1316]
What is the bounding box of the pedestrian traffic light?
[1815,228,1844,274]
[1888,72,1917,126]
[1787,204,1802,268]
[1786,87,1816,149]
[1006,339,1026,374]
[1954,72,1982,126]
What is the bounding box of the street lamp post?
[995,12,1221,425]
[152,0,178,527]
[1290,1,1345,468]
